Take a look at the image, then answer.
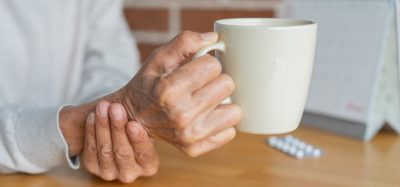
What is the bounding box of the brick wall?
[123,0,281,62]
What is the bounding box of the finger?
[82,112,100,175]
[163,31,218,63]
[183,127,236,157]
[109,103,140,183]
[95,101,118,181]
[127,121,159,177]
[192,74,235,116]
[149,31,218,74]
[183,104,242,142]
[163,54,222,92]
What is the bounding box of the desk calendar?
[280,0,400,140]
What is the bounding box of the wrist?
[59,106,85,157]
[115,85,138,121]
[57,85,137,157]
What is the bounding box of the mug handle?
[193,41,226,59]
[193,41,232,104]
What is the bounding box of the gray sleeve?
[74,0,140,103]
[0,105,79,174]
[0,0,139,174]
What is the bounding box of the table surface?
[1,126,399,187]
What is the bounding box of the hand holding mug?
[195,18,317,134]
[119,31,242,157]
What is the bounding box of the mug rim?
[214,18,316,29]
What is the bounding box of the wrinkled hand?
[82,101,159,183]
[120,31,242,157]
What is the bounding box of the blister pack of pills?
[266,135,323,159]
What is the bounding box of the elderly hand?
[82,101,159,183]
[119,31,242,157]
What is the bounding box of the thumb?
[163,31,218,62]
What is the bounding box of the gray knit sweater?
[0,0,140,173]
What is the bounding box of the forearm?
[60,88,126,156]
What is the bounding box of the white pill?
[291,138,300,146]
[282,142,291,153]
[297,141,306,149]
[276,140,284,149]
[266,136,323,159]
[284,135,294,142]
[295,150,305,159]
[305,145,314,153]
[268,136,278,146]
[289,146,297,155]
[312,149,322,157]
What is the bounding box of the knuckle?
[202,55,222,74]
[143,165,159,177]
[179,125,202,144]
[178,30,194,44]
[175,131,188,144]
[230,105,243,125]
[99,144,113,159]
[87,143,97,154]
[183,146,201,158]
[154,76,176,101]
[98,118,110,128]
[119,173,138,183]
[114,147,134,162]
[100,171,117,181]
[150,46,167,63]
[220,74,235,93]
[226,127,237,140]
[211,127,237,144]
[136,150,152,162]
[110,121,125,131]
[173,31,198,55]
[171,111,193,129]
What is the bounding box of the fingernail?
[128,123,140,138]
[200,32,217,41]
[87,112,95,125]
[110,105,124,121]
[98,102,109,118]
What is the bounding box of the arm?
[1,31,241,174]
[65,31,242,161]
[0,0,138,173]
[0,93,122,174]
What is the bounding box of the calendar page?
[280,0,395,123]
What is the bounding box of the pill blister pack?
[266,135,323,159]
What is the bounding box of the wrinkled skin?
[120,31,242,157]
[82,102,159,183]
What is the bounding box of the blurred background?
[123,0,400,141]
[123,0,279,62]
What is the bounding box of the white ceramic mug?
[194,18,317,134]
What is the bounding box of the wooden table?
[1,126,399,187]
